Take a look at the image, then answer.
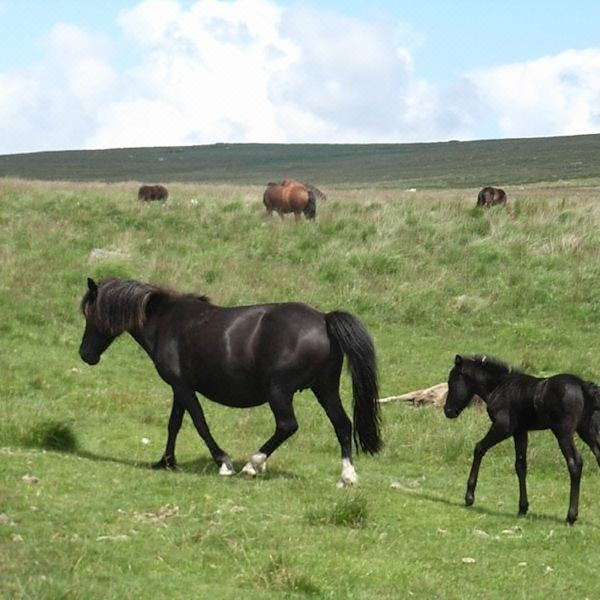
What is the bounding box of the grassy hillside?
[2,177,600,598]
[1,134,600,187]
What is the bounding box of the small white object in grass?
[462,557,476,564]
[141,437,150,445]
[472,528,490,538]
[22,474,39,484]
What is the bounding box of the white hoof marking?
[219,463,235,476]
[241,452,267,478]
[339,458,359,487]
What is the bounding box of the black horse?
[79,278,382,486]
[444,355,600,524]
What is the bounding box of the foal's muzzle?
[79,348,100,365]
[444,406,460,419]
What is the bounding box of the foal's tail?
[303,189,317,220]
[584,381,600,411]
[325,311,382,454]
[584,381,600,438]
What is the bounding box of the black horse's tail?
[325,311,382,454]
[303,189,317,220]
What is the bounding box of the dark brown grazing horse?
[79,278,382,486]
[138,184,169,201]
[263,179,326,220]
[476,186,507,207]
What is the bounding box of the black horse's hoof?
[152,455,177,470]
[566,514,577,526]
[465,493,475,507]
[518,505,529,516]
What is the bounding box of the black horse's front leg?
[153,398,185,470]
[513,429,529,515]
[156,387,234,475]
[465,420,511,507]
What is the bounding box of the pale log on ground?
[379,383,483,407]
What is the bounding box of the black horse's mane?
[81,278,210,335]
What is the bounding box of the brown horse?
[476,186,507,207]
[138,185,169,202]
[263,179,326,221]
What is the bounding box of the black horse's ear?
[455,355,463,368]
[87,278,98,299]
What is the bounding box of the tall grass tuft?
[306,494,369,528]
[21,420,79,452]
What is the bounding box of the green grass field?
[2,169,600,598]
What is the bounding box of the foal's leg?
[465,419,512,507]
[311,384,356,487]
[241,384,297,477]
[513,429,529,515]
[172,386,234,475]
[554,430,583,524]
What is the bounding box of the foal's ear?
[454,354,463,367]
[87,278,98,299]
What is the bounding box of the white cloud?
[89,0,475,147]
[0,1,599,153]
[469,49,600,138]
[0,23,116,153]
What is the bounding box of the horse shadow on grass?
[55,445,303,482]
[394,487,587,527]
[23,420,302,481]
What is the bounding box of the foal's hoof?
[566,514,578,526]
[465,493,475,507]
[152,455,177,470]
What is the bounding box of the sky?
[1,0,599,154]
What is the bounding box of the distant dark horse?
[79,278,382,486]
[476,186,507,207]
[263,179,326,221]
[138,185,169,201]
[444,355,600,523]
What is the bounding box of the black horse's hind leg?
[167,386,234,475]
[153,399,185,469]
[311,380,356,487]
[241,384,297,477]
[465,419,512,507]
[554,430,583,524]
[513,429,529,515]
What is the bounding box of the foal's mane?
[81,278,209,335]
[464,354,522,377]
